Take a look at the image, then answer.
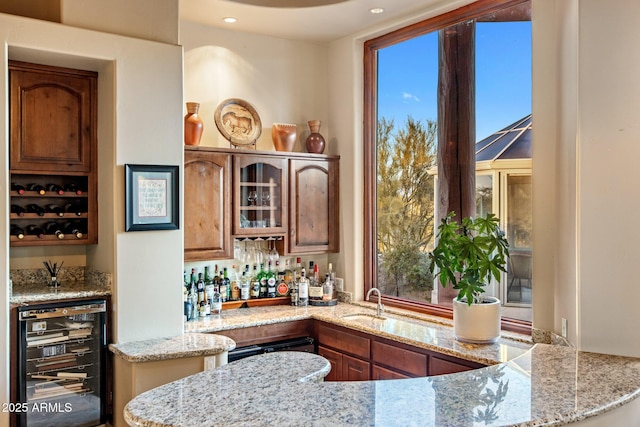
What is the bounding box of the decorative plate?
[214,98,262,147]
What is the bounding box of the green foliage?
[429,212,510,305]
[376,116,437,299]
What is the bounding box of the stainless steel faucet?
[366,287,384,316]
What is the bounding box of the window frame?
[363,0,532,334]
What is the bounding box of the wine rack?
[9,174,95,246]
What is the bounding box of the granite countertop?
[124,343,640,427]
[184,302,533,366]
[109,333,236,363]
[10,267,112,304]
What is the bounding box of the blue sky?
[377,21,532,141]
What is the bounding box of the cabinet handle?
[290,228,295,236]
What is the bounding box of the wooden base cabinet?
[314,321,485,382]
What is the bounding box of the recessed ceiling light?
[223,17,238,23]
[370,7,385,14]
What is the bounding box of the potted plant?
[429,212,510,343]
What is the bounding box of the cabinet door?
[372,364,411,380]
[10,61,96,173]
[317,345,342,382]
[342,354,370,381]
[429,355,477,376]
[371,340,427,377]
[184,149,232,260]
[288,158,339,254]
[234,154,287,236]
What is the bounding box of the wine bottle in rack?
[63,183,83,195]
[44,222,65,239]
[45,183,65,195]
[62,222,84,239]
[10,224,25,240]
[11,183,26,195]
[25,224,45,239]
[64,203,85,216]
[45,204,65,217]
[26,204,45,216]
[11,204,26,216]
[26,183,46,195]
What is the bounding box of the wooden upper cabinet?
[288,158,339,254]
[184,148,232,261]
[9,61,96,173]
[233,154,288,237]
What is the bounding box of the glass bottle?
[197,272,205,304]
[309,262,323,301]
[258,263,268,298]
[322,273,334,301]
[250,265,260,299]
[266,261,277,298]
[231,265,241,300]
[297,268,309,306]
[240,271,250,300]
[220,267,230,302]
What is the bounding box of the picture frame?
[125,164,179,232]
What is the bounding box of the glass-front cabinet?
[233,155,287,236]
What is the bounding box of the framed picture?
[125,164,179,231]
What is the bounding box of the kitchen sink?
[341,313,387,322]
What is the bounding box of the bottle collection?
[10,178,89,243]
[183,259,337,321]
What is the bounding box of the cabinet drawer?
[316,323,370,359]
[371,340,427,377]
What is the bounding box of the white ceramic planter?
[453,296,501,344]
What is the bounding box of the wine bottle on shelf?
[45,204,65,217]
[63,203,85,216]
[26,204,45,216]
[258,263,267,298]
[297,268,309,306]
[63,183,84,195]
[45,183,65,195]
[44,222,65,239]
[26,183,46,195]
[266,261,277,298]
[62,222,84,239]
[250,265,260,299]
[10,224,25,240]
[25,224,45,239]
[11,183,26,195]
[11,204,26,217]
[196,273,205,305]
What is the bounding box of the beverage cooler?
[16,299,107,427]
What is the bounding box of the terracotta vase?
[184,102,204,146]
[305,120,325,154]
[271,123,297,152]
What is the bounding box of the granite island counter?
[124,303,640,426]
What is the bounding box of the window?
[364,0,532,330]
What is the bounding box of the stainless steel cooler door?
[17,300,107,427]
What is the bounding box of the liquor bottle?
[230,265,241,300]
[266,261,277,298]
[44,204,64,217]
[297,268,309,306]
[45,183,65,195]
[258,263,267,298]
[26,204,45,216]
[294,257,302,281]
[276,265,289,297]
[322,273,334,301]
[25,224,45,239]
[289,276,299,306]
[283,259,293,285]
[63,183,83,195]
[219,267,230,302]
[204,266,216,308]
[250,265,260,299]
[11,204,26,217]
[62,222,84,239]
[27,183,46,195]
[183,271,192,321]
[210,285,222,317]
[10,224,25,240]
[197,272,205,304]
[240,271,250,300]
[308,262,323,301]
[213,264,221,289]
[11,183,26,195]
[44,222,65,239]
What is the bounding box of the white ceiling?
[179,0,446,42]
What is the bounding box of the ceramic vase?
[184,102,204,146]
[452,296,501,344]
[305,120,326,154]
[271,123,297,152]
